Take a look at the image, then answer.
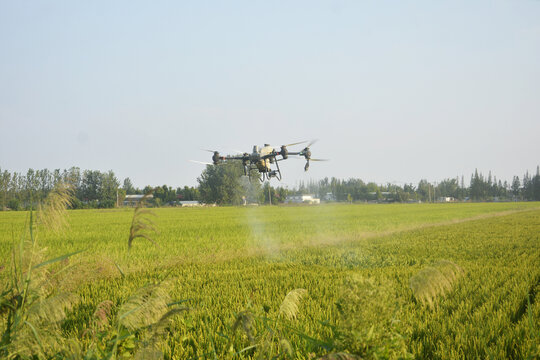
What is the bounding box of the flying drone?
[191,140,327,181]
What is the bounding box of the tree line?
[293,166,540,203]
[0,167,199,210]
[1,164,539,210]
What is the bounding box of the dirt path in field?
[302,206,540,248]
[182,206,540,264]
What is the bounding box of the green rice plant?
[128,192,157,249]
[526,294,540,359]
[228,289,308,359]
[37,182,74,233]
[231,310,255,343]
[0,185,188,359]
[409,260,464,308]
[331,276,410,359]
[82,281,189,360]
[119,282,172,331]
[317,353,361,360]
[0,184,81,359]
[93,300,115,330]
[1,201,539,358]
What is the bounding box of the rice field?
[1,202,539,359]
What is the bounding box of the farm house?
[123,194,153,206]
[285,194,320,204]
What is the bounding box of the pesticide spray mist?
[239,177,283,259]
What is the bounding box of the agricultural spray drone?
[191,140,327,182]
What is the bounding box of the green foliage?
[2,166,540,210]
[333,276,411,359]
[1,202,539,359]
[82,281,188,360]
[0,188,188,360]
[37,182,74,233]
[7,199,20,211]
[198,162,261,205]
[128,193,157,249]
[228,289,309,359]
[0,194,80,359]
[409,260,463,308]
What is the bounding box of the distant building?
[124,194,153,206]
[179,201,201,207]
[285,194,320,204]
[438,197,455,203]
[323,192,336,201]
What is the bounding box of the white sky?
[1,1,539,188]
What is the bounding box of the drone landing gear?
[244,159,282,182]
[244,165,266,182]
[264,159,282,181]
[264,170,282,181]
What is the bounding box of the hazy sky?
[1,1,539,188]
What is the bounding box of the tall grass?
[0,183,80,358]
[0,184,187,359]
[128,192,157,249]
[409,260,464,308]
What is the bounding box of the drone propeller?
[309,158,329,162]
[267,141,307,149]
[189,160,213,165]
[202,149,218,153]
[283,140,308,147]
[305,139,318,148]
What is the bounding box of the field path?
[192,206,540,263]
[300,206,540,246]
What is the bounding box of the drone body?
[193,140,327,182]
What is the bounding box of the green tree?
[99,171,119,208]
[63,167,81,199]
[470,169,487,201]
[123,177,135,194]
[117,188,126,207]
[437,178,459,198]
[511,176,520,199]
[533,166,540,201]
[417,180,431,202]
[522,171,533,200]
[81,170,101,202]
[198,162,252,205]
[0,169,11,210]
[153,186,165,204]
[177,186,200,201]
[262,182,281,205]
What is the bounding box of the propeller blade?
[306,139,319,148]
[202,149,217,153]
[309,158,329,162]
[267,141,307,148]
[189,160,213,165]
[283,141,308,147]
